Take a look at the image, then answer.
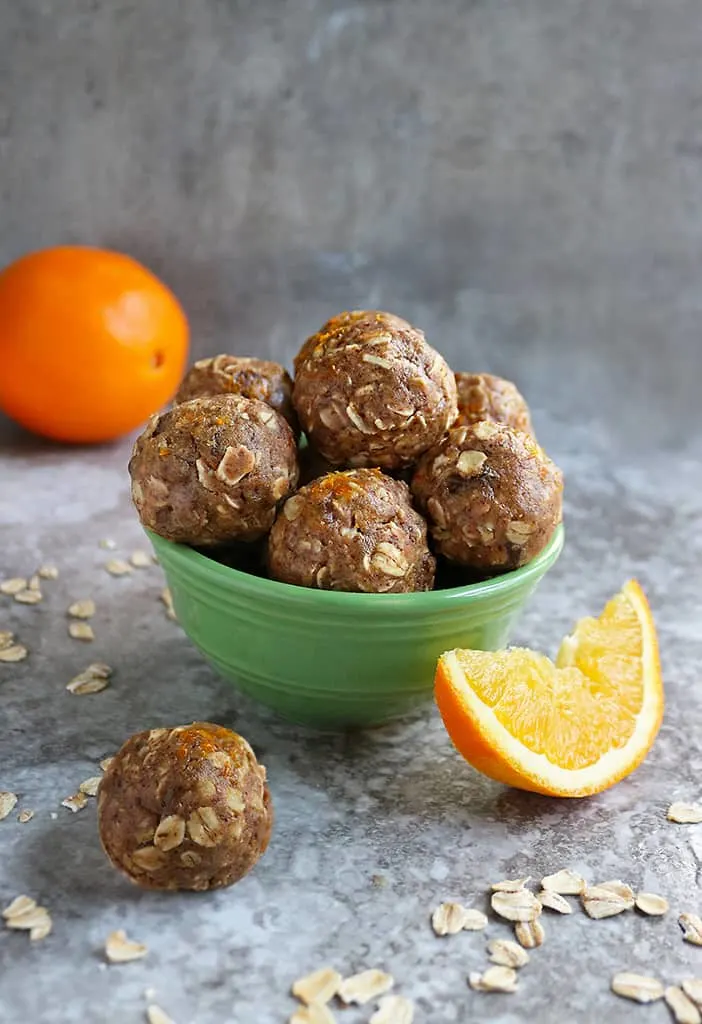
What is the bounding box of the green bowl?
[148,524,564,729]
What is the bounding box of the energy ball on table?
[98,723,272,892]
[268,468,436,593]
[129,394,299,545]
[455,372,534,436]
[412,421,563,572]
[293,310,457,470]
[175,355,297,433]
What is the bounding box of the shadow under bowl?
[147,524,564,729]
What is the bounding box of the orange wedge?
[435,580,663,797]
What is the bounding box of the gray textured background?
[3,0,702,450]
[3,3,702,1024]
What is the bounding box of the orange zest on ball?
[0,246,188,443]
[434,580,663,797]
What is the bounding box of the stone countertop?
[1,414,702,1024]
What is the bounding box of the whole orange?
[0,246,189,443]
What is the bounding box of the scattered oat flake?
[491,888,541,922]
[611,972,664,1004]
[600,880,635,900]
[0,630,13,649]
[0,644,28,662]
[541,869,586,895]
[490,876,531,892]
[635,892,669,916]
[3,895,37,919]
[463,908,488,931]
[61,792,88,813]
[487,938,529,968]
[79,776,102,797]
[38,565,59,580]
[66,670,109,694]
[338,970,394,1006]
[28,575,41,591]
[469,965,518,994]
[515,919,545,948]
[289,1004,335,1024]
[431,901,468,936]
[161,587,177,621]
[370,995,415,1024]
[29,916,52,941]
[683,980,702,1007]
[581,884,634,919]
[18,809,34,823]
[86,662,111,677]
[0,578,27,595]
[105,559,132,576]
[99,538,117,550]
[666,986,702,1024]
[0,792,18,820]
[146,1006,176,1024]
[292,967,341,1005]
[680,913,702,946]
[68,599,95,619]
[106,929,148,963]
[68,621,95,641]
[100,756,115,772]
[130,549,151,568]
[538,890,572,914]
[668,802,702,824]
[15,589,42,604]
[4,901,52,940]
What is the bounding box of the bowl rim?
[147,522,564,609]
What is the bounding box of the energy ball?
[293,310,457,470]
[129,394,299,545]
[175,355,297,433]
[268,468,436,593]
[412,420,563,571]
[455,372,534,436]
[97,723,272,892]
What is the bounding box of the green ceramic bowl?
[148,524,564,729]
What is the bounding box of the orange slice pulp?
[434,580,663,797]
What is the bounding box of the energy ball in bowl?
[98,722,272,892]
[175,355,297,433]
[129,394,299,545]
[293,310,457,470]
[455,372,534,436]
[268,468,436,593]
[412,420,563,572]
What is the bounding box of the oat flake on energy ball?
[293,310,457,470]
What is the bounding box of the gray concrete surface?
[2,417,702,1024]
[2,1,702,1022]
